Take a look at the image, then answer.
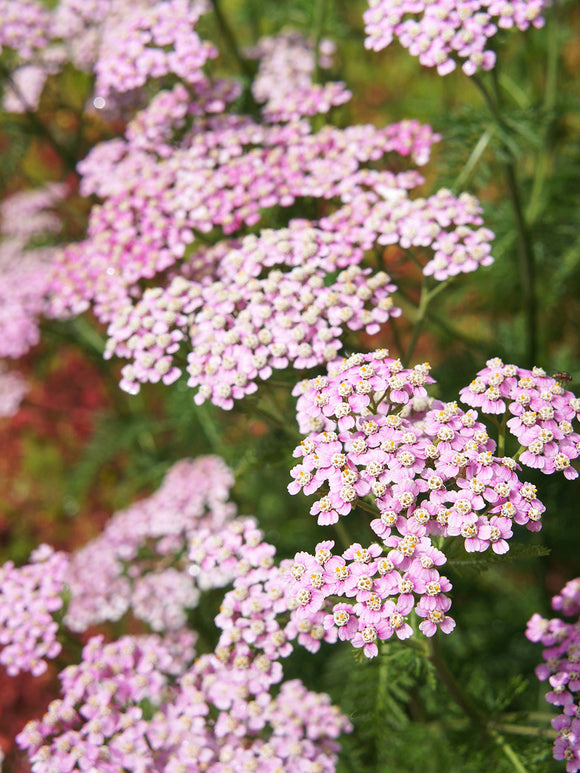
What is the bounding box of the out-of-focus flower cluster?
[527,579,580,773]
[93,0,216,101]
[0,0,496,411]
[65,456,236,632]
[3,457,352,771]
[0,367,29,418]
[0,545,69,677]
[246,30,351,122]
[49,103,493,406]
[285,349,580,657]
[0,183,67,418]
[17,631,350,772]
[363,0,545,75]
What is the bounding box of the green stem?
[389,317,405,360]
[490,722,557,740]
[471,73,537,366]
[403,280,450,366]
[355,497,380,518]
[452,127,495,191]
[0,63,78,172]
[489,729,532,773]
[332,518,353,551]
[526,4,559,224]
[209,0,253,81]
[313,0,328,85]
[403,283,428,367]
[427,636,484,727]
[428,637,532,773]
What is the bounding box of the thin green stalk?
[489,730,532,773]
[428,637,532,773]
[355,497,380,518]
[490,722,557,740]
[471,73,537,366]
[403,280,450,366]
[209,0,253,81]
[452,127,495,191]
[403,282,428,367]
[427,636,484,727]
[389,317,405,360]
[313,0,329,85]
[332,519,353,551]
[0,63,78,171]
[526,4,559,224]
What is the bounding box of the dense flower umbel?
[15,503,351,771]
[93,0,216,101]
[65,457,236,632]
[286,350,564,656]
[460,358,580,479]
[52,97,492,406]
[0,545,69,677]
[363,0,545,76]
[246,31,352,122]
[17,634,350,772]
[527,579,580,773]
[16,632,198,773]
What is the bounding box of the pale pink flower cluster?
[125,80,242,157]
[106,225,400,405]
[50,0,112,70]
[247,31,351,122]
[16,632,198,772]
[0,545,69,677]
[0,184,66,364]
[0,367,29,418]
[0,183,66,239]
[460,358,580,479]
[17,630,349,772]
[0,239,54,360]
[292,350,547,543]
[285,350,565,656]
[65,457,236,632]
[366,187,494,281]
[48,89,492,407]
[55,117,441,327]
[363,0,545,75]
[11,467,352,771]
[527,579,580,773]
[0,0,51,60]
[93,0,216,101]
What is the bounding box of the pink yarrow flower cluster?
[0,367,29,417]
[460,358,580,479]
[527,579,580,772]
[15,503,352,771]
[18,633,349,772]
[246,31,351,122]
[93,0,216,101]
[48,88,492,407]
[0,0,51,60]
[286,350,561,655]
[65,457,236,632]
[0,545,69,677]
[288,538,455,658]
[16,631,198,773]
[363,0,545,75]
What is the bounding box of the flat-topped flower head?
[460,359,580,479]
[527,579,580,772]
[363,0,546,76]
[0,545,69,676]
